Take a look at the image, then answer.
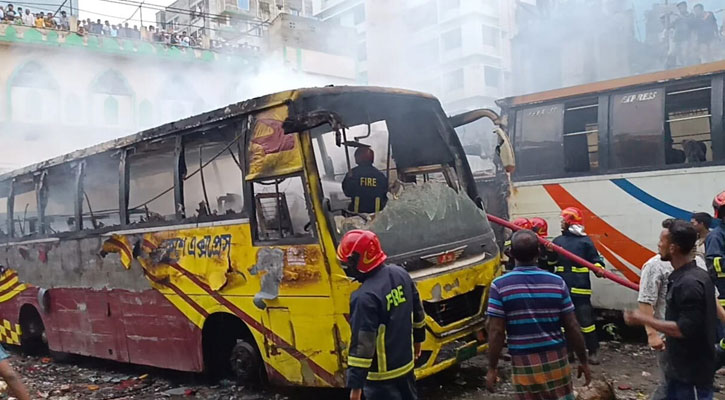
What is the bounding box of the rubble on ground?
[0,341,721,399]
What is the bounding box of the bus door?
[449,108,514,245]
[245,105,341,386]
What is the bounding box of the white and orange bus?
[492,61,725,311]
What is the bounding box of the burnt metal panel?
[173,136,185,220]
[712,74,724,161]
[119,150,130,226]
[598,94,611,172]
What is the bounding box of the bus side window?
[183,132,245,220]
[251,176,314,242]
[515,104,565,178]
[610,88,665,169]
[665,82,713,164]
[127,140,176,224]
[12,177,38,238]
[563,99,598,173]
[44,165,77,233]
[82,153,121,230]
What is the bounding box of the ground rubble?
[0,342,721,399]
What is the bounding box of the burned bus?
[0,86,504,386]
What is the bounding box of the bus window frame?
[510,73,725,182]
[246,171,319,246]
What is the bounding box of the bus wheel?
[230,339,262,384]
[203,313,264,385]
[19,305,47,356]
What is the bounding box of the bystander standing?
[692,4,720,63]
[34,12,44,28]
[21,7,32,26]
[102,20,111,36]
[59,11,68,30]
[486,230,591,399]
[667,1,695,68]
[5,4,16,21]
[692,212,713,262]
[626,219,716,400]
[44,13,56,29]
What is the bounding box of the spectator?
[692,212,713,262]
[92,19,102,34]
[5,4,16,21]
[34,12,45,29]
[102,20,111,35]
[486,230,592,398]
[148,25,158,41]
[22,8,32,26]
[0,6,5,21]
[626,219,716,400]
[692,4,719,63]
[110,24,118,37]
[667,1,695,68]
[170,32,179,45]
[181,31,190,46]
[44,12,56,29]
[58,10,69,30]
[83,18,91,31]
[132,25,140,39]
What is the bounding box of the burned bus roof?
[0,86,437,181]
[497,60,725,109]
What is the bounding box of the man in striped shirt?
[486,230,592,399]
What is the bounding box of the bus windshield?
[311,110,495,269]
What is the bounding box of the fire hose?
[487,214,639,291]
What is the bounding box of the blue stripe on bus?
[610,178,692,221]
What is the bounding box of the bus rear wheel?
[230,339,263,384]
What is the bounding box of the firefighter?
[342,147,389,214]
[531,217,556,273]
[337,230,426,400]
[552,207,605,365]
[503,218,533,271]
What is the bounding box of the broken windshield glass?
[336,181,495,264]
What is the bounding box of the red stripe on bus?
[544,184,655,275]
[138,238,338,386]
[168,262,338,386]
[143,270,210,319]
[106,237,133,261]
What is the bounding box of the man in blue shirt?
[486,229,591,399]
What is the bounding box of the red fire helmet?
[561,207,584,225]
[336,230,387,273]
[714,191,725,218]
[512,217,533,230]
[530,217,548,238]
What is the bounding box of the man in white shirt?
[22,8,33,26]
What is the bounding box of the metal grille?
[423,286,484,327]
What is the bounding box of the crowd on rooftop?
[0,3,260,53]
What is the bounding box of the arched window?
[89,70,133,127]
[159,74,200,122]
[8,61,59,123]
[104,96,119,125]
[64,94,82,123]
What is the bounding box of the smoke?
[0,30,343,172]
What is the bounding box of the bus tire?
[230,339,263,384]
[202,312,265,385]
[18,305,47,356]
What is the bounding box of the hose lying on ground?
[487,214,639,291]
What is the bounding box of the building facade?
[314,0,515,114]
[0,16,354,171]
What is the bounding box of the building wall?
[314,0,515,114]
[0,25,255,171]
